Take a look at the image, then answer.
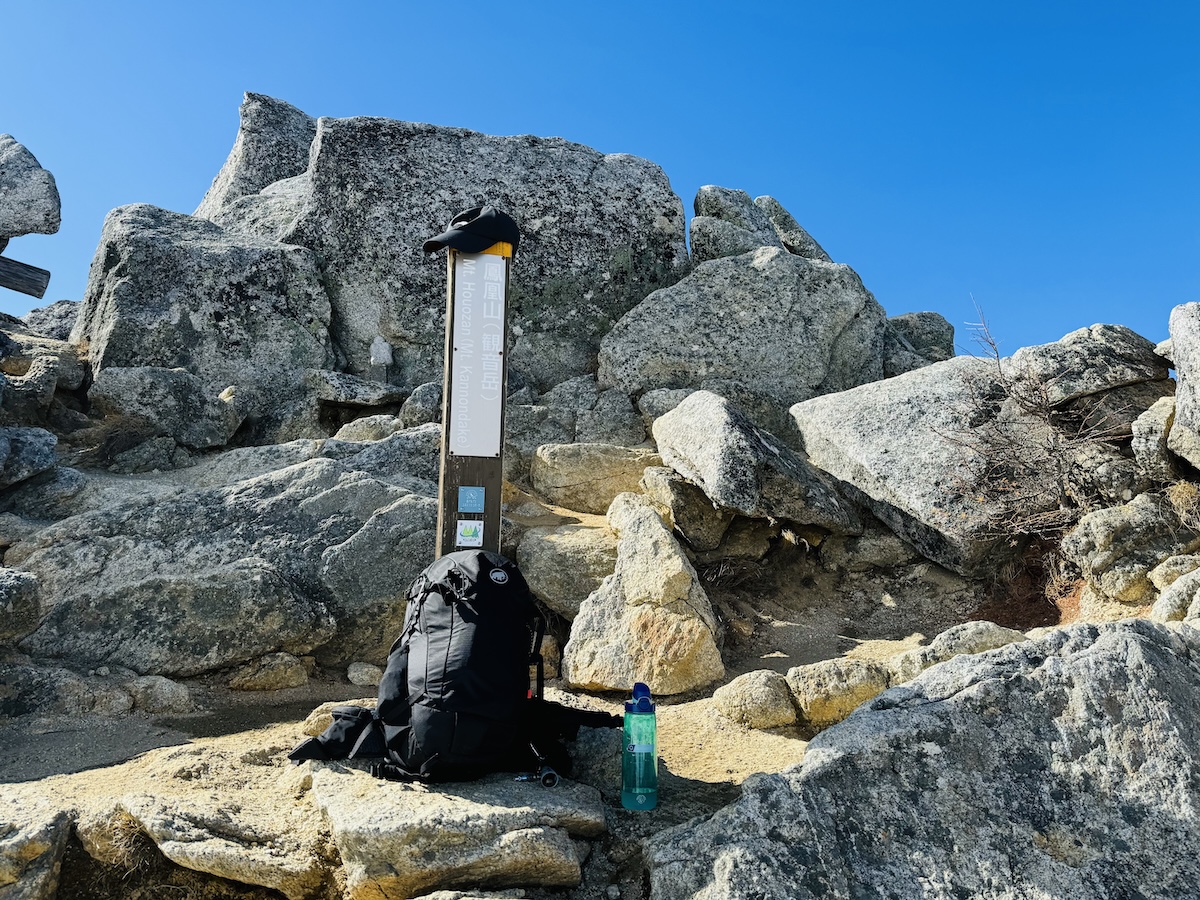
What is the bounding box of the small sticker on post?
[458,486,486,514]
[456,520,485,547]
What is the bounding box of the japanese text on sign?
[449,253,506,457]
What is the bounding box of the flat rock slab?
[310,766,605,900]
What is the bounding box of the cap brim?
[422,229,503,254]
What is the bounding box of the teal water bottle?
[621,682,658,810]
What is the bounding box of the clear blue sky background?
[4,0,1197,355]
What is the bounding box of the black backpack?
[290,549,618,783]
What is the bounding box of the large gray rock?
[310,767,605,899]
[194,92,317,222]
[561,493,723,695]
[599,247,889,418]
[70,204,335,442]
[653,391,861,535]
[689,186,783,264]
[1168,303,1200,468]
[205,101,689,386]
[0,135,60,239]
[887,311,955,363]
[0,427,56,490]
[87,366,244,450]
[646,620,1200,899]
[1001,323,1167,406]
[884,312,956,375]
[20,300,78,342]
[791,356,1043,575]
[6,444,439,675]
[753,195,831,261]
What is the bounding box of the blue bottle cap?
[626,682,655,713]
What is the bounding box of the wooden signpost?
[0,238,51,299]
[434,240,514,557]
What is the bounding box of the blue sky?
[4,1,1197,355]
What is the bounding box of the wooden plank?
[0,255,50,299]
[435,247,512,557]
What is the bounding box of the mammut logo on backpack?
[489,568,509,585]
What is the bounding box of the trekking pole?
[513,742,559,788]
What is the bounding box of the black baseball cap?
[422,205,521,255]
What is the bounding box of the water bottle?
[621,682,658,810]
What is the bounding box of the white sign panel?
[456,519,485,547]
[449,252,506,457]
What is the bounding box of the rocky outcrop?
[1061,492,1200,619]
[753,195,831,261]
[653,390,861,535]
[647,620,1200,899]
[199,96,689,388]
[689,186,783,263]
[70,204,336,442]
[194,92,317,222]
[791,325,1171,577]
[561,493,723,694]
[600,247,890,424]
[1001,323,1168,406]
[887,311,955,363]
[0,135,60,239]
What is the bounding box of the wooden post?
[0,255,51,299]
[435,241,514,557]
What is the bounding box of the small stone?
[229,652,309,691]
[786,658,891,730]
[348,662,384,687]
[712,670,797,729]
